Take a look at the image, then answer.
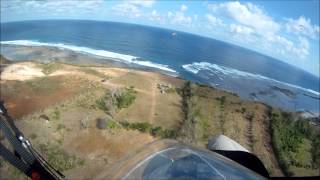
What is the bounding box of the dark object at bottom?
[214,150,270,178]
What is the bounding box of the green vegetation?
[52,108,60,120]
[270,111,320,176]
[119,121,177,139]
[96,87,137,115]
[96,97,109,112]
[38,143,84,171]
[41,62,62,75]
[215,96,227,133]
[120,121,151,133]
[197,117,210,140]
[176,81,200,143]
[107,120,120,129]
[311,138,320,169]
[115,87,137,109]
[215,96,226,106]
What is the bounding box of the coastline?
[1,43,319,114]
[1,50,319,177]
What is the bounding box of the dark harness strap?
[0,118,36,164]
[0,101,65,180]
[0,143,30,173]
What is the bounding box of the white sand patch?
[1,63,45,81]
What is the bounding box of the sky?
[1,0,319,76]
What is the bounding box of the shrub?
[294,119,314,139]
[107,120,119,129]
[115,87,137,109]
[38,143,83,171]
[120,121,130,129]
[96,87,137,115]
[96,98,107,111]
[311,136,320,168]
[270,112,311,176]
[128,122,152,133]
[52,108,60,120]
[215,96,226,106]
[119,121,177,139]
[151,126,163,136]
[160,129,177,139]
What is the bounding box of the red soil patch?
[0,76,84,119]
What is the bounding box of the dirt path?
[245,117,254,152]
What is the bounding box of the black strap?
[214,150,270,178]
[0,143,30,173]
[0,101,64,180]
[0,118,36,164]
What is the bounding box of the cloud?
[112,0,155,18]
[166,4,192,27]
[285,16,320,39]
[171,12,192,26]
[206,14,223,26]
[129,0,155,7]
[149,9,165,23]
[180,4,188,12]
[294,36,310,59]
[1,0,104,15]
[112,3,141,17]
[208,1,280,36]
[229,24,254,36]
[206,1,314,62]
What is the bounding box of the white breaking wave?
[1,40,176,73]
[182,62,320,96]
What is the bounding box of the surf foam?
[182,61,320,96]
[1,40,176,73]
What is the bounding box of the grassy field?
[1,60,319,179]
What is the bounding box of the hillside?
[0,57,319,179]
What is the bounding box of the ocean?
[1,20,319,113]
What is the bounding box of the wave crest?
[182,61,320,96]
[1,40,176,73]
